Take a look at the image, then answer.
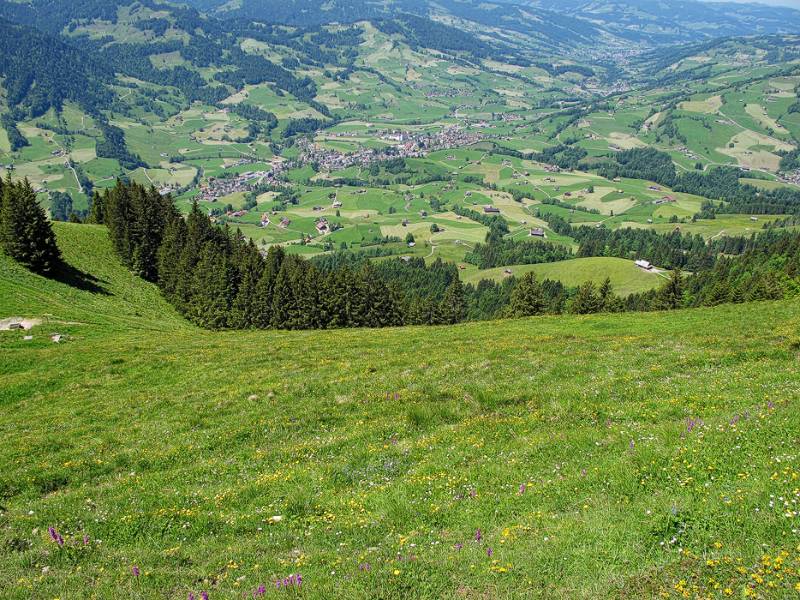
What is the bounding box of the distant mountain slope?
[0,17,112,117]
[187,0,800,50]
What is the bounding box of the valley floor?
[1,225,799,598]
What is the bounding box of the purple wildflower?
[486,547,493,557]
[358,563,371,571]
[48,527,58,541]
[83,534,90,546]
[275,574,302,589]
[253,584,266,597]
[201,592,209,600]
[767,401,775,410]
[131,566,140,578]
[686,418,696,433]
[454,543,463,551]
[188,594,195,600]
[629,439,635,450]
[518,483,526,495]
[469,488,477,499]
[474,529,482,542]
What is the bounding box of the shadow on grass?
[48,261,111,295]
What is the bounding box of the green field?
[2,224,800,599]
[462,257,667,296]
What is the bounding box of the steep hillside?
[0,222,185,330]
[1,224,799,598]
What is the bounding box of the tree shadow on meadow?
[47,260,111,296]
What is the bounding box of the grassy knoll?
[462,257,666,296]
[1,224,800,599]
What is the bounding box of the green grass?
[0,223,184,330]
[462,257,666,296]
[1,224,800,599]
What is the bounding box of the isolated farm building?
[332,199,343,208]
[279,217,291,228]
[635,259,653,271]
[483,206,500,214]
[529,228,546,238]
[315,219,330,234]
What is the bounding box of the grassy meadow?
[1,224,799,599]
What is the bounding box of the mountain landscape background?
[1,1,800,598]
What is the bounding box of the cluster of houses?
[195,164,285,203]
[417,86,471,99]
[295,125,485,173]
[779,170,800,186]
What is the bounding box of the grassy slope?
[462,257,666,296]
[1,225,800,599]
[0,223,186,331]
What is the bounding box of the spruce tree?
[324,267,350,328]
[88,191,105,224]
[271,258,299,329]
[188,242,231,330]
[229,241,261,329]
[440,277,466,324]
[361,263,403,327]
[157,216,187,302]
[508,272,546,317]
[0,178,61,274]
[656,268,684,309]
[252,246,284,328]
[570,281,601,314]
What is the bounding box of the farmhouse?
[635,259,653,271]
[315,219,330,234]
[332,200,343,208]
[483,206,500,214]
[529,228,546,238]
